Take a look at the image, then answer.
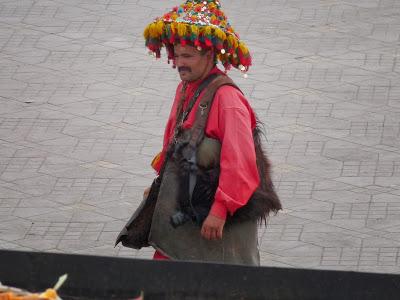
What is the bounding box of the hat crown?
[188,0,220,4]
[189,0,222,10]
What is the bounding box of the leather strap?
[189,75,241,148]
[173,73,219,143]
[186,75,241,223]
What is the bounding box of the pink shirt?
[153,67,260,220]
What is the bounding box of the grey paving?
[0,0,399,274]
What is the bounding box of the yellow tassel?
[177,23,187,37]
[171,22,177,34]
[143,25,150,39]
[239,42,249,54]
[227,34,238,48]
[156,20,164,36]
[214,28,226,41]
[191,25,199,36]
[204,26,212,36]
[149,23,158,38]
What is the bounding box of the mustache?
[178,67,191,73]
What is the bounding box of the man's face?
[174,44,212,82]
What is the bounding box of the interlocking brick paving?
[0,0,399,273]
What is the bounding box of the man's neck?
[199,64,214,82]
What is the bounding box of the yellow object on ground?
[0,274,67,300]
[0,290,58,300]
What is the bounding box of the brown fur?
[229,122,282,224]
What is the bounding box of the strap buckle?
[199,103,208,116]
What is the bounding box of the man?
[117,0,281,266]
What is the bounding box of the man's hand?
[201,214,226,240]
[143,186,151,200]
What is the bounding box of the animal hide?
[232,123,282,224]
[172,121,282,226]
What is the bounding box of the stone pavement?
[0,0,399,274]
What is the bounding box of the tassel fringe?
[144,22,252,71]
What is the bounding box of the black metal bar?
[0,249,399,300]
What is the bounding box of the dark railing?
[0,249,399,299]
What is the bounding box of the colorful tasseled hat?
[144,0,252,73]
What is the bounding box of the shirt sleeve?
[207,86,260,220]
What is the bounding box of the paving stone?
[1,0,400,273]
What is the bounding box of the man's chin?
[179,73,190,81]
[179,72,198,82]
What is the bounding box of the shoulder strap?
[181,73,219,125]
[161,74,229,176]
[189,75,241,147]
[173,73,220,144]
